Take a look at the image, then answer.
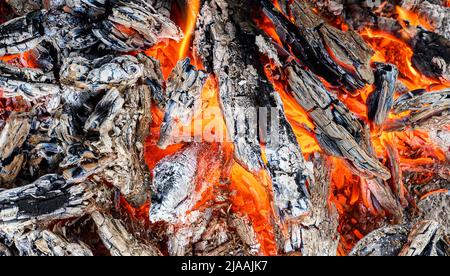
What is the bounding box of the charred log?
[349,225,409,256]
[92,0,183,52]
[399,220,448,256]
[0,174,93,239]
[286,64,390,180]
[92,211,162,256]
[158,58,207,149]
[385,89,450,131]
[367,63,399,127]
[14,229,93,256]
[261,0,374,91]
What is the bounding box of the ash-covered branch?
[92,211,162,256]
[14,229,93,256]
[286,64,391,180]
[0,174,93,239]
[385,89,450,131]
[158,58,207,149]
[92,0,183,52]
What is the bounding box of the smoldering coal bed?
[0,0,448,256]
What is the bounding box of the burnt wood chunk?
[385,89,450,131]
[0,61,59,100]
[0,10,45,56]
[287,153,339,255]
[158,58,207,149]
[92,211,162,256]
[261,0,374,91]
[15,229,93,256]
[92,0,183,52]
[286,64,391,180]
[399,220,448,256]
[367,63,399,126]
[349,225,409,256]
[150,144,201,224]
[0,174,93,238]
[195,0,265,173]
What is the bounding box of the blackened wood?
[385,89,450,131]
[92,0,183,52]
[261,0,374,91]
[349,225,409,256]
[0,174,93,239]
[399,220,448,256]
[286,64,391,180]
[367,63,398,127]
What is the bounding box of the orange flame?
[179,0,201,60]
[395,6,433,31]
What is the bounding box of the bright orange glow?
[0,51,39,68]
[230,162,278,256]
[179,0,201,60]
[395,6,433,31]
[360,29,449,91]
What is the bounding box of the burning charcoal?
[0,174,93,239]
[385,139,408,208]
[261,0,375,91]
[386,89,450,131]
[60,55,144,92]
[0,10,45,56]
[91,211,162,256]
[150,144,201,224]
[349,225,409,256]
[195,0,273,173]
[0,114,30,186]
[411,30,450,83]
[287,153,339,255]
[361,177,403,221]
[40,10,99,63]
[260,90,313,221]
[158,58,207,149]
[0,61,59,100]
[286,64,391,180]
[367,63,399,127]
[400,0,450,41]
[399,220,448,256]
[92,0,183,52]
[14,229,93,256]
[136,53,164,108]
[84,88,125,139]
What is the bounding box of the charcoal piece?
[0,241,12,256]
[399,220,448,256]
[14,229,93,256]
[386,89,450,131]
[367,63,399,126]
[362,177,403,221]
[150,144,200,224]
[286,64,390,180]
[0,174,93,239]
[195,0,265,173]
[6,0,42,15]
[92,0,183,52]
[349,225,409,256]
[158,58,207,149]
[261,0,374,91]
[287,153,339,255]
[92,211,162,256]
[0,10,45,56]
[60,55,144,92]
